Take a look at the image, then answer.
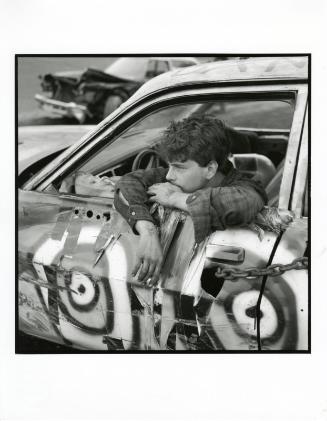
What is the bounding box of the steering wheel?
[132,148,166,171]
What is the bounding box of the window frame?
[73,97,295,180]
[290,107,308,216]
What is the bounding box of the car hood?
[52,69,86,79]
[50,68,133,84]
[18,125,95,174]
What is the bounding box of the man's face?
[166,159,210,193]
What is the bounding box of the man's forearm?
[169,191,189,212]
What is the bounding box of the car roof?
[150,57,199,63]
[121,56,198,63]
[128,56,308,101]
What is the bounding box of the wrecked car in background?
[18,56,309,351]
[34,57,199,124]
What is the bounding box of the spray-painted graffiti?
[18,206,308,351]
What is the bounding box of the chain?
[215,256,308,281]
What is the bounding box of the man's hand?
[132,220,163,285]
[147,183,188,211]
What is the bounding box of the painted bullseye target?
[69,271,98,308]
[231,291,278,339]
[64,269,100,313]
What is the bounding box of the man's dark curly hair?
[156,115,231,168]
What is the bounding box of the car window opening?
[56,97,294,206]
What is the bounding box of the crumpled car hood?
[49,68,134,84]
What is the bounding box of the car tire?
[103,95,124,118]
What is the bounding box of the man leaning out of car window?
[114,115,267,285]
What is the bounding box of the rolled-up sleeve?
[114,167,168,230]
[186,181,267,243]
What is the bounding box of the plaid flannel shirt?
[114,161,268,244]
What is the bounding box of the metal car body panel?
[18,56,309,351]
[18,194,307,350]
[134,56,307,94]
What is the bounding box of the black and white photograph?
[17,54,309,353]
[1,1,327,420]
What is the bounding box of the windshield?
[104,58,149,81]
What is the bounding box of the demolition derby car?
[18,56,309,351]
[34,57,199,124]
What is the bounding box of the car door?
[18,83,308,351]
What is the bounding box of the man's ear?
[206,160,218,180]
